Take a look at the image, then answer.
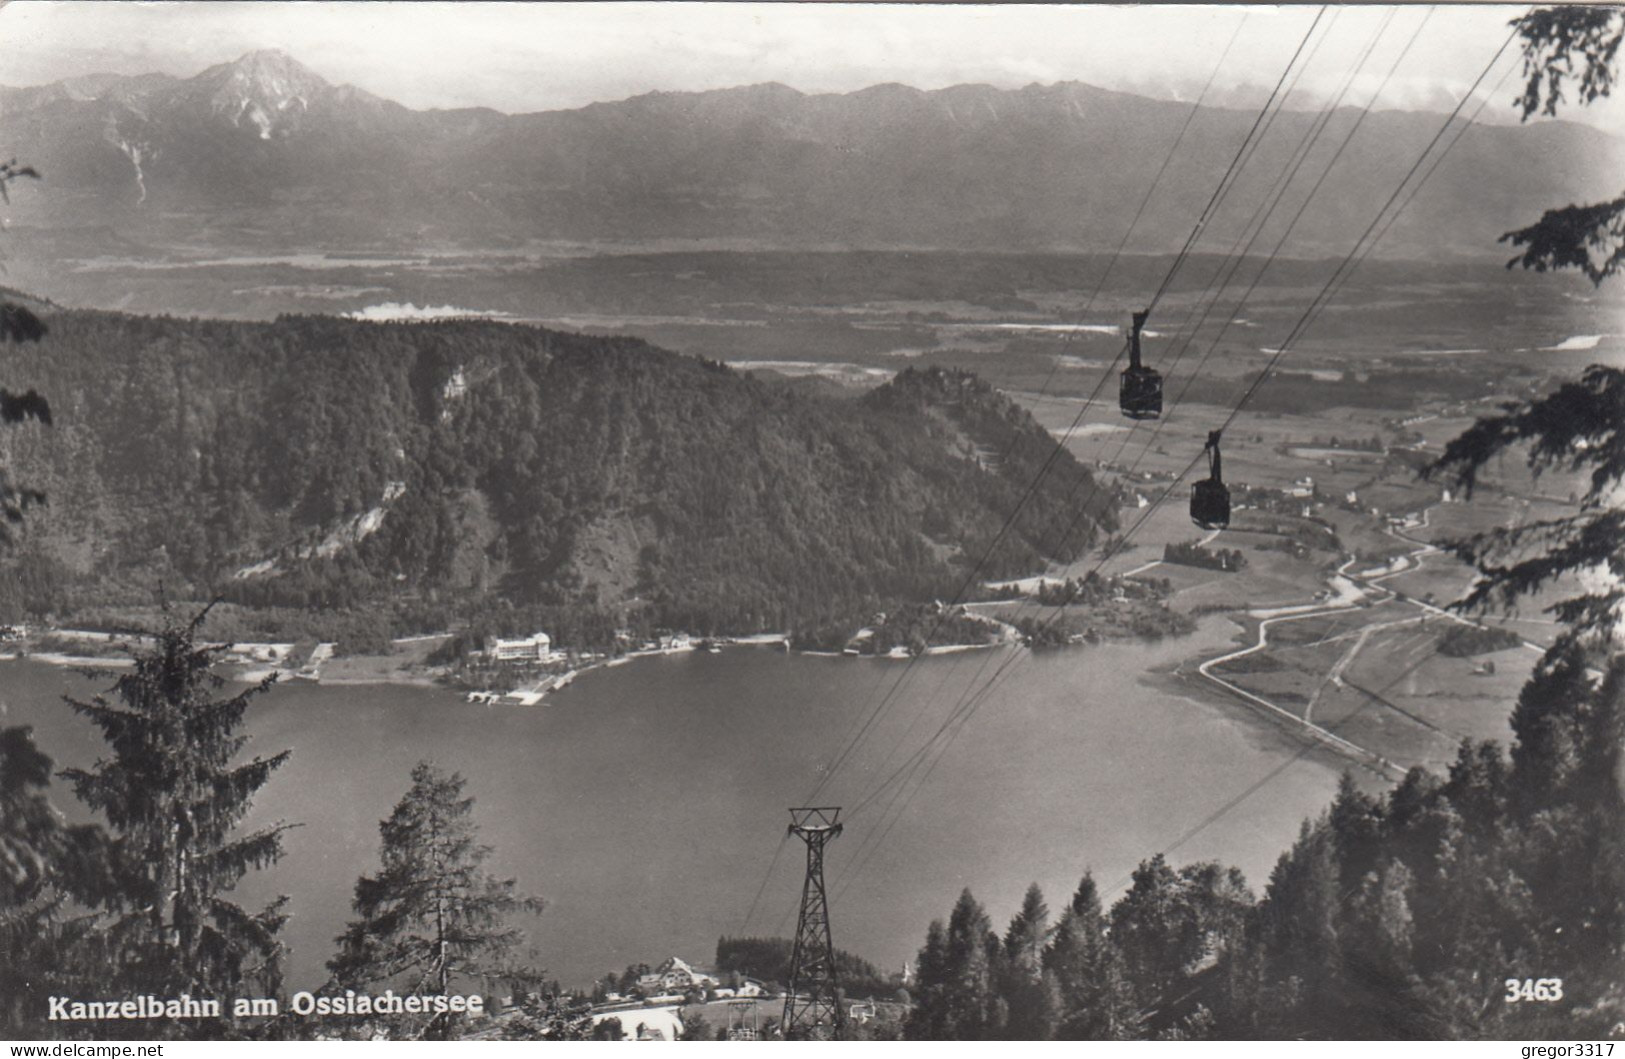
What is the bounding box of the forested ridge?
[0,309,1114,643]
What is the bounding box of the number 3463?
[1505,977,1563,1002]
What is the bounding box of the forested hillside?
[0,310,1114,642]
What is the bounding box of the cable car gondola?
[1191,429,1230,530]
[1119,309,1162,420]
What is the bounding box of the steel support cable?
[1292,52,1522,351]
[1156,5,1440,439]
[1096,638,1444,903]
[1019,6,1406,571]
[786,10,1358,929]
[846,445,1202,822]
[1140,7,1347,380]
[834,18,1513,896]
[831,6,1384,835]
[839,11,1402,819]
[810,11,1343,806]
[1147,7,1404,404]
[800,11,1291,806]
[830,456,1209,903]
[843,145,1333,847]
[1062,4,1432,565]
[843,44,1487,871]
[801,336,1128,804]
[1012,8,1256,412]
[1007,9,1257,433]
[841,586,1445,908]
[799,350,1118,808]
[1075,641,1451,1032]
[835,443,1209,918]
[1216,23,1522,439]
[736,831,792,934]
[837,146,1503,921]
[1148,7,1332,315]
[1036,10,1483,666]
[1058,4,1427,553]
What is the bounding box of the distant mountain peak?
[226,48,321,79]
[189,48,329,137]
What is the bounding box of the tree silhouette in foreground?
[1425,364,1622,651]
[58,608,293,1015]
[1500,7,1625,284]
[905,889,1007,1040]
[0,727,111,1035]
[329,761,545,1036]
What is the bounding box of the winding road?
[1191,507,1543,776]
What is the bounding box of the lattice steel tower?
[781,807,844,1040]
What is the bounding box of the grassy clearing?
[317,635,452,684]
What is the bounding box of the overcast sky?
[1,2,1619,131]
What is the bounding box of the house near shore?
[488,631,553,662]
[228,642,295,664]
[637,956,718,997]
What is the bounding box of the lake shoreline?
[6,616,1398,790]
[0,619,1349,988]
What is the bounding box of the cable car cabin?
[1191,430,1231,530]
[1191,479,1230,530]
[1119,309,1162,420]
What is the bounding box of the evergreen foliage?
[1043,874,1141,1039]
[56,608,293,1015]
[906,725,1623,1038]
[1163,541,1248,572]
[1501,7,1624,284]
[997,883,1058,1040]
[0,727,111,1036]
[329,761,545,1018]
[1435,623,1524,657]
[712,934,893,998]
[904,889,1008,1039]
[1424,364,1623,649]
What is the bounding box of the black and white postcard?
[0,1,1621,1044]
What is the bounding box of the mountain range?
[2,49,1618,259]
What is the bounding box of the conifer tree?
[1256,825,1341,1034]
[329,761,545,1004]
[903,889,1005,1040]
[0,727,109,1034]
[1110,854,1202,1007]
[999,882,1056,1039]
[58,608,292,1003]
[903,919,950,1040]
[1044,873,1142,1040]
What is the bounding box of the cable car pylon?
[1119,309,1163,419]
[781,807,844,1040]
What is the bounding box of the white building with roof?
[489,631,552,662]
